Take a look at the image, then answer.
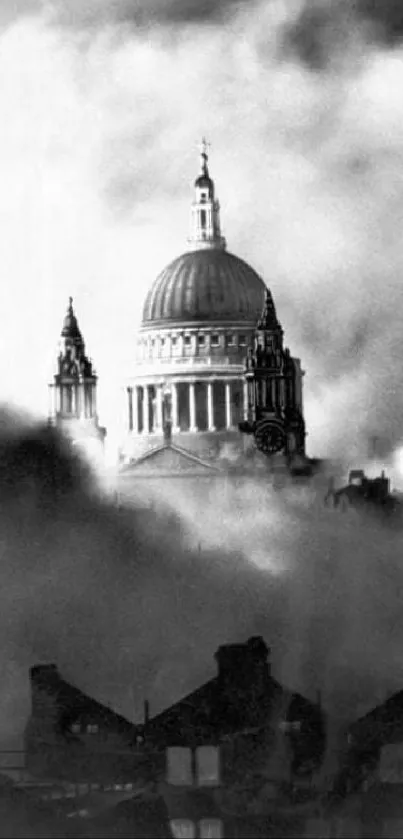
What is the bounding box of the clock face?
[255,421,285,455]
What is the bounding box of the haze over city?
[2,1,403,835]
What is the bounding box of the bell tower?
[239,289,306,460]
[188,138,226,251]
[48,298,106,449]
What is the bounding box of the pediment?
[119,443,221,478]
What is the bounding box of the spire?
[257,288,280,332]
[61,296,82,343]
[188,139,226,251]
[48,298,106,450]
[199,137,210,179]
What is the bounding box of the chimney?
[214,636,270,686]
[29,663,59,687]
[27,664,60,733]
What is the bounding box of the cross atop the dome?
[199,137,210,175]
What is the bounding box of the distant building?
[48,297,106,463]
[322,691,403,837]
[25,639,326,791]
[24,664,146,784]
[118,142,313,493]
[324,469,401,518]
[144,636,325,782]
[44,145,325,491]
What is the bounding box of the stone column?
[79,381,86,419]
[243,381,248,421]
[261,379,267,409]
[171,382,180,432]
[133,387,139,433]
[92,383,97,417]
[225,381,232,429]
[207,381,215,431]
[189,382,197,432]
[272,379,276,410]
[127,387,133,432]
[61,386,68,414]
[48,385,55,419]
[156,385,163,431]
[279,378,285,410]
[143,385,150,433]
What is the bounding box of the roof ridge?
[169,442,221,469]
[121,443,221,471]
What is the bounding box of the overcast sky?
[1,0,403,467]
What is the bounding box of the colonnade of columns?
[127,380,249,435]
[49,381,97,421]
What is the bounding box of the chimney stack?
[214,636,270,685]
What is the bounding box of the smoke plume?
[0,0,257,30]
[0,411,286,746]
[1,410,403,764]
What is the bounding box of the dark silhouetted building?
[144,636,325,782]
[24,664,145,784]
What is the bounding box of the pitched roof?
[29,665,136,736]
[119,442,222,478]
[350,690,403,747]
[145,673,323,747]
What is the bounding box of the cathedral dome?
[141,248,266,327]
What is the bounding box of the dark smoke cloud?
[0,409,287,747]
[3,407,403,794]
[358,0,403,42]
[282,0,403,71]
[50,0,255,29]
[0,0,256,31]
[281,1,354,71]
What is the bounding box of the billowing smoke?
[0,411,289,748]
[0,0,258,30]
[283,0,403,71]
[1,409,403,799]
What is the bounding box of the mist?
[1,410,403,767]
